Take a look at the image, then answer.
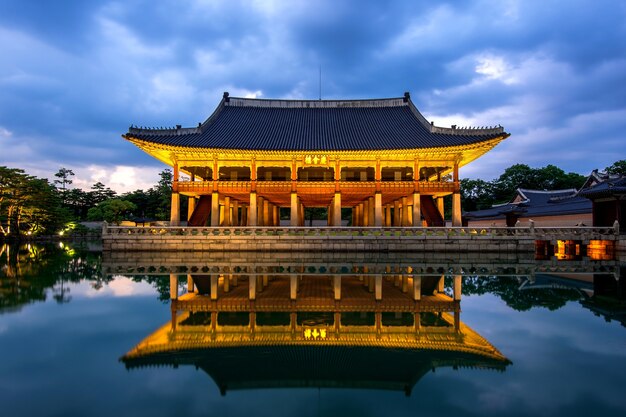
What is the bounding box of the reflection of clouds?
[0,323,7,334]
[73,276,156,298]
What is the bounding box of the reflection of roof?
[124,93,508,151]
[121,312,510,395]
[465,189,591,220]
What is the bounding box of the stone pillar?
[374,192,383,227]
[187,196,196,222]
[375,275,382,301]
[333,275,341,300]
[248,275,256,300]
[169,274,178,300]
[393,200,400,226]
[333,192,342,226]
[368,196,375,227]
[412,193,421,227]
[412,276,421,300]
[187,274,194,293]
[290,275,298,300]
[290,192,299,226]
[453,275,462,301]
[249,193,257,226]
[170,192,180,226]
[223,196,231,226]
[210,275,218,300]
[211,192,220,226]
[401,196,409,226]
[452,192,462,227]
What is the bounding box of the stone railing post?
[529,219,534,235]
[614,220,620,235]
[102,221,108,235]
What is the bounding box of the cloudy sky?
[1,0,624,193]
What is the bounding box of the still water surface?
[0,243,625,417]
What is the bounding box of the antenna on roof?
[319,65,322,100]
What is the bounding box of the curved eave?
[123,134,508,170]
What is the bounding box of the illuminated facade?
[124,92,509,227]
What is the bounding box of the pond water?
[1,243,625,417]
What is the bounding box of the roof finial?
[223,91,230,102]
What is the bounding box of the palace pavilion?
[123,92,509,227]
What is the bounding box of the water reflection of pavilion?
[120,252,514,395]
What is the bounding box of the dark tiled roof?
[578,176,626,199]
[465,189,591,220]
[125,93,507,151]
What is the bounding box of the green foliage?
[605,160,626,176]
[87,198,137,224]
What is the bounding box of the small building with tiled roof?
[464,189,592,227]
[577,170,626,229]
[124,92,509,227]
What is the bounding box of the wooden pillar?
[363,200,370,226]
[233,200,239,226]
[437,275,445,293]
[187,274,194,293]
[401,196,409,226]
[374,192,383,227]
[394,200,400,226]
[241,205,248,226]
[223,196,231,226]
[385,205,392,227]
[211,191,220,226]
[273,205,279,226]
[299,202,304,226]
[368,196,375,227]
[289,275,298,300]
[333,192,342,226]
[169,274,178,300]
[402,275,409,293]
[170,192,180,226]
[351,207,356,227]
[248,275,256,300]
[412,275,421,300]
[375,274,382,301]
[210,275,218,300]
[333,275,341,300]
[437,197,445,219]
[412,193,421,226]
[223,275,230,293]
[290,192,299,226]
[249,193,257,226]
[257,196,264,226]
[452,192,462,227]
[453,275,462,301]
[263,199,270,226]
[187,196,196,222]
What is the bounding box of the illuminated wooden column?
[257,196,264,226]
[263,199,270,226]
[170,192,180,226]
[290,193,299,226]
[368,196,375,227]
[333,192,342,226]
[223,196,231,226]
[333,275,341,300]
[363,200,370,226]
[384,205,392,227]
[437,275,445,293]
[169,274,178,300]
[290,275,298,300]
[241,205,248,226]
[412,275,421,300]
[249,193,258,226]
[248,275,256,300]
[437,197,445,219]
[298,202,304,226]
[273,205,279,226]
[375,274,382,301]
[402,275,409,293]
[187,196,195,222]
[401,196,409,226]
[453,275,462,301]
[211,192,220,226]
[232,200,239,226]
[393,200,400,226]
[374,192,383,227]
[187,274,194,293]
[210,275,218,300]
[412,193,421,226]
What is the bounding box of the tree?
[87,198,137,224]
[605,160,626,176]
[461,178,495,211]
[54,167,75,204]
